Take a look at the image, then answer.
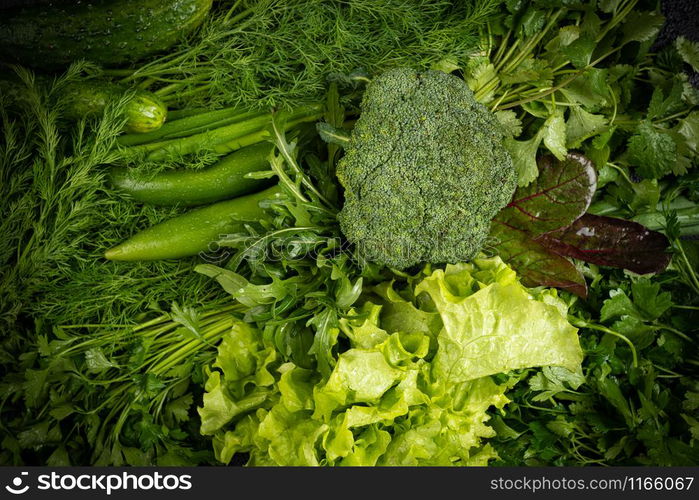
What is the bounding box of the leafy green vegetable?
[3,0,698,469]
[495,153,597,236]
[504,133,545,186]
[417,259,583,381]
[627,121,677,179]
[199,256,582,465]
[676,37,699,72]
[488,222,588,296]
[537,214,671,275]
[490,147,672,295]
[489,153,596,295]
[0,66,232,466]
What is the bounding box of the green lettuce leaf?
[199,257,583,466]
[416,258,583,382]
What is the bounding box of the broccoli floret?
[337,67,516,269]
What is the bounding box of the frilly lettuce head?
[199,256,583,466]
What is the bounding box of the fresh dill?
[105,0,501,109]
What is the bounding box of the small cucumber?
[62,81,167,133]
[104,185,282,261]
[110,142,273,206]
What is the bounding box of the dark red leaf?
[536,214,671,275]
[497,152,597,236]
[490,220,588,297]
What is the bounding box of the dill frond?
[0,68,225,366]
[116,0,501,109]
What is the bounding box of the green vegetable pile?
[199,257,582,465]
[0,0,698,467]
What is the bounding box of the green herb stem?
[569,317,639,367]
[132,104,322,160]
[653,324,693,343]
[118,107,266,147]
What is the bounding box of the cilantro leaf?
[600,289,637,322]
[627,121,677,179]
[630,279,673,321]
[621,11,664,45]
[543,111,568,160]
[495,110,523,137]
[165,394,194,423]
[504,132,544,186]
[676,37,699,72]
[562,37,596,68]
[646,81,685,120]
[566,106,607,147]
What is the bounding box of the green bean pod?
[110,142,274,206]
[105,185,281,261]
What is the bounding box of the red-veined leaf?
[490,220,588,297]
[536,214,671,274]
[497,152,597,236]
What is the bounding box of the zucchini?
[0,0,213,69]
[62,81,167,133]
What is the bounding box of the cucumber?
[104,185,283,261]
[110,142,273,206]
[0,78,167,132]
[0,0,213,69]
[62,81,167,133]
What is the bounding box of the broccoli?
[336,67,516,269]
